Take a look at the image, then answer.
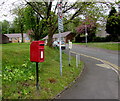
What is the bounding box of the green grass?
[2,43,83,99]
[74,42,120,51]
[0,44,2,100]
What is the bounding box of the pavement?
[56,44,119,100]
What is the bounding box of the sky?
[0,0,25,22]
[0,0,119,22]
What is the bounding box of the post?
[36,62,39,90]
[68,40,72,66]
[78,54,80,64]
[86,34,88,47]
[68,49,71,66]
[85,25,88,47]
[76,55,78,68]
[59,31,62,76]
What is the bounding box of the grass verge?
[0,44,2,100]
[2,43,83,99]
[74,42,120,51]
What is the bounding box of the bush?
[105,35,120,42]
[92,35,120,42]
[93,37,106,42]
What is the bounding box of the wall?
[0,34,9,44]
[66,33,74,43]
[11,37,30,43]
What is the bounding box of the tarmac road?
[56,44,119,100]
[71,44,119,66]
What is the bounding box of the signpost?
[68,40,72,66]
[58,1,63,76]
[85,25,88,47]
[69,41,72,49]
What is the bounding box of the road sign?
[58,3,62,18]
[69,41,72,49]
[85,33,88,36]
[58,3,63,32]
[58,17,63,32]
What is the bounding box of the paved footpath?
[56,44,119,100]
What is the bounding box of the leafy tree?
[24,6,40,40]
[1,20,10,34]
[11,1,109,45]
[9,23,16,34]
[64,17,82,33]
[12,7,25,43]
[0,21,2,34]
[108,7,117,17]
[24,5,49,40]
[76,17,97,42]
[24,1,93,47]
[106,7,120,41]
[0,20,19,34]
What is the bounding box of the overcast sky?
[0,0,25,22]
[0,0,119,22]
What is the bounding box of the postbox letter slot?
[39,44,44,46]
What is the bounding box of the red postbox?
[30,41,44,62]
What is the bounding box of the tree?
[12,7,25,43]
[1,20,10,34]
[76,17,97,42]
[24,5,49,40]
[64,17,82,33]
[12,1,109,46]
[108,7,117,17]
[24,1,93,47]
[0,20,20,34]
[24,6,40,41]
[9,23,16,34]
[0,22,2,34]
[106,7,120,41]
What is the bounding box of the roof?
[0,34,9,38]
[0,34,9,44]
[4,33,28,38]
[43,31,71,39]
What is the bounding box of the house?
[0,34,9,44]
[4,33,30,43]
[43,31,74,43]
[96,27,109,37]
